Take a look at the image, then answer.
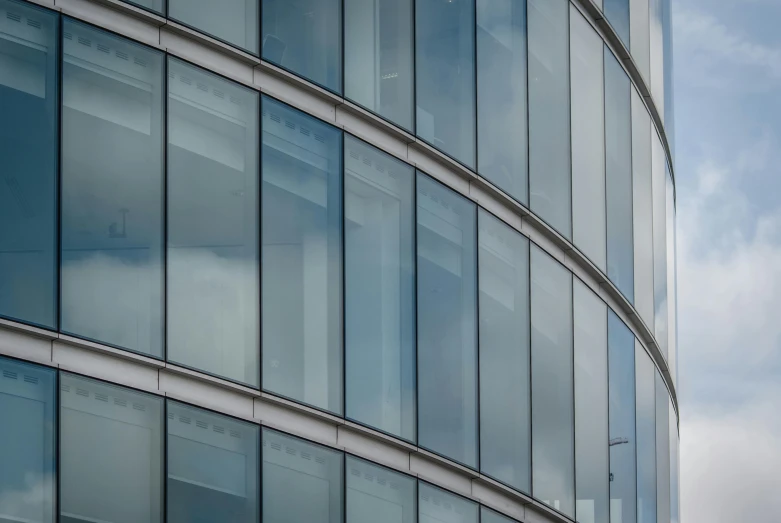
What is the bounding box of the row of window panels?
[0,356,524,523]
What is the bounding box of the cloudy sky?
[674,0,781,520]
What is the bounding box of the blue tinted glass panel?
[168,401,259,523]
[262,428,343,523]
[608,312,636,523]
[419,483,478,523]
[528,0,571,239]
[0,357,55,523]
[605,50,634,302]
[531,245,574,516]
[346,456,416,523]
[478,210,530,492]
[169,0,258,53]
[61,20,164,357]
[262,96,343,413]
[477,0,527,203]
[345,136,415,440]
[416,0,476,168]
[652,133,667,358]
[345,0,413,131]
[0,0,57,328]
[417,173,478,468]
[60,374,163,523]
[655,372,670,522]
[632,90,654,330]
[636,344,656,523]
[262,0,342,92]
[604,0,630,46]
[167,58,260,386]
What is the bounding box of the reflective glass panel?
[670,400,679,523]
[528,0,571,239]
[667,169,678,386]
[574,280,608,523]
[167,401,259,523]
[604,0,629,46]
[346,455,416,523]
[605,49,634,302]
[345,136,415,440]
[262,96,343,413]
[262,0,341,92]
[0,357,56,523]
[655,373,670,523]
[632,90,654,330]
[630,0,650,81]
[652,133,668,358]
[169,0,258,53]
[167,58,260,386]
[531,245,574,516]
[477,0,527,203]
[570,8,606,271]
[636,344,657,523]
[344,0,413,131]
[125,0,163,15]
[608,312,636,523]
[649,0,663,112]
[415,0,476,168]
[662,0,674,143]
[481,508,515,523]
[478,210,530,492]
[262,428,343,523]
[61,20,164,357]
[60,374,163,523]
[419,483,478,523]
[417,173,478,468]
[0,0,58,328]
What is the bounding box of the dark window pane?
[0,0,58,328]
[636,344,657,523]
[345,136,415,440]
[262,428,343,523]
[169,0,258,53]
[415,0,476,168]
[0,356,56,523]
[60,374,163,523]
[167,401,259,523]
[346,455,416,523]
[604,0,629,46]
[632,90,654,330]
[477,0,527,203]
[417,173,478,468]
[419,483,478,523]
[531,245,574,516]
[345,0,413,131]
[478,210,530,492]
[262,96,343,413]
[60,20,164,357]
[262,0,342,92]
[167,57,260,386]
[655,372,670,522]
[608,312,636,523]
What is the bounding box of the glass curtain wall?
[636,344,657,523]
[0,0,58,329]
[632,90,654,330]
[481,508,515,523]
[169,0,258,53]
[346,455,416,523]
[417,173,478,468]
[419,483,478,523]
[667,169,678,385]
[670,401,680,523]
[262,96,343,413]
[652,133,668,358]
[656,373,671,522]
[649,0,663,114]
[604,0,630,46]
[630,0,650,81]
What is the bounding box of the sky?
[673,0,781,521]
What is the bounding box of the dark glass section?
[169,0,258,53]
[346,455,416,523]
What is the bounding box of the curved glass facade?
[0,0,678,522]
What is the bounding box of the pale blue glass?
[346,456,416,523]
[670,400,680,523]
[169,0,258,53]
[630,0,650,81]
[655,372,670,522]
[0,0,58,329]
[632,90,654,330]
[652,133,668,358]
[604,0,630,46]
[419,483,478,523]
[636,344,657,523]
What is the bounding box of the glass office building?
[0,0,678,522]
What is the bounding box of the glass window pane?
[419,483,478,523]
[570,8,606,271]
[262,428,343,523]
[655,372,670,523]
[477,0,527,203]
[667,168,678,386]
[0,0,58,328]
[630,0,650,81]
[0,357,56,523]
[345,136,415,440]
[528,0,571,239]
[670,400,679,523]
[604,0,629,46]
[632,90,654,330]
[167,401,259,523]
[415,0,476,168]
[262,96,342,413]
[652,132,668,358]
[636,344,657,523]
[125,0,163,15]
[478,210,530,492]
[608,312,636,523]
[60,20,164,357]
[344,0,413,131]
[417,173,478,468]
[346,455,416,523]
[531,245,574,516]
[167,58,260,386]
[169,0,258,53]
[605,50,634,302]
[574,280,608,523]
[649,0,663,113]
[480,507,516,523]
[662,0,673,141]
[60,374,163,523]
[262,0,342,93]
